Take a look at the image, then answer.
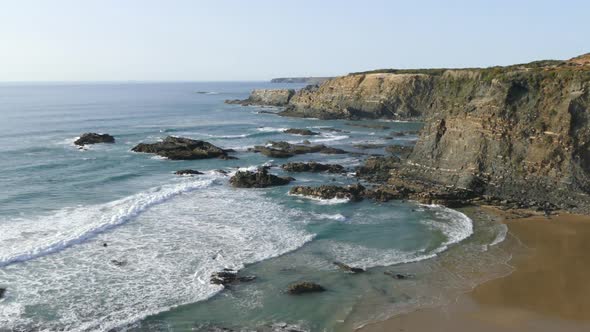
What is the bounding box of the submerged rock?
[132,136,233,160]
[283,128,319,136]
[210,270,256,286]
[281,162,344,174]
[175,169,204,175]
[74,133,115,146]
[289,184,366,201]
[229,167,293,188]
[287,281,325,295]
[333,261,365,273]
[384,271,415,280]
[249,141,347,158]
[110,259,127,267]
[0,288,6,299]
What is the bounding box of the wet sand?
[360,211,590,332]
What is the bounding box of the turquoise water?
[0,83,509,331]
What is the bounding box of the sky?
[0,0,588,81]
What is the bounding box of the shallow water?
[0,82,508,331]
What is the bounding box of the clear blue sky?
[1,0,588,81]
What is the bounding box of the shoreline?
[359,208,590,332]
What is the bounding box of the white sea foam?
[288,193,351,205]
[256,127,289,133]
[0,176,220,267]
[326,205,473,269]
[490,223,508,246]
[309,134,349,143]
[0,179,313,331]
[312,213,348,222]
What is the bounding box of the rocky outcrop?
[281,162,344,173]
[229,168,293,188]
[74,133,115,146]
[175,169,204,175]
[283,128,319,136]
[289,184,366,201]
[333,262,365,273]
[356,156,401,182]
[132,136,234,160]
[287,282,325,295]
[226,89,295,106]
[249,141,347,158]
[210,269,256,286]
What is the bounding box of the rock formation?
[225,89,295,106]
[249,141,347,158]
[283,128,319,136]
[287,282,325,295]
[175,169,204,175]
[74,133,115,146]
[132,136,234,160]
[289,184,366,201]
[229,167,293,188]
[281,162,344,173]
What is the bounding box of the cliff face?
[238,56,590,212]
[226,89,295,106]
[401,68,590,212]
[281,73,437,119]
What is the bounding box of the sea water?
[0,82,512,331]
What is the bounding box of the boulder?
[281,162,344,174]
[229,168,293,188]
[289,184,366,201]
[385,145,413,158]
[132,136,233,160]
[0,288,5,299]
[287,281,325,295]
[249,141,347,158]
[74,133,115,146]
[210,270,256,286]
[283,128,319,136]
[175,169,204,175]
[333,261,365,273]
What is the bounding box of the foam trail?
[0,177,219,267]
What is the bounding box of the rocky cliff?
[236,55,590,212]
[270,77,332,84]
[226,89,295,106]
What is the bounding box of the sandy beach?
[360,210,590,332]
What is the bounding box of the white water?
[0,178,314,331]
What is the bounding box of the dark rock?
[384,271,414,280]
[318,127,345,133]
[289,184,366,201]
[281,162,344,174]
[356,156,401,182]
[132,136,233,160]
[0,288,5,299]
[283,128,319,136]
[333,261,365,273]
[287,282,325,295]
[210,270,256,286]
[74,133,115,146]
[175,169,204,175]
[111,259,127,267]
[102,243,108,247]
[229,168,292,188]
[346,122,391,130]
[353,143,387,149]
[249,141,347,158]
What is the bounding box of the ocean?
[0,82,511,331]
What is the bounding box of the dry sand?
[359,211,590,332]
